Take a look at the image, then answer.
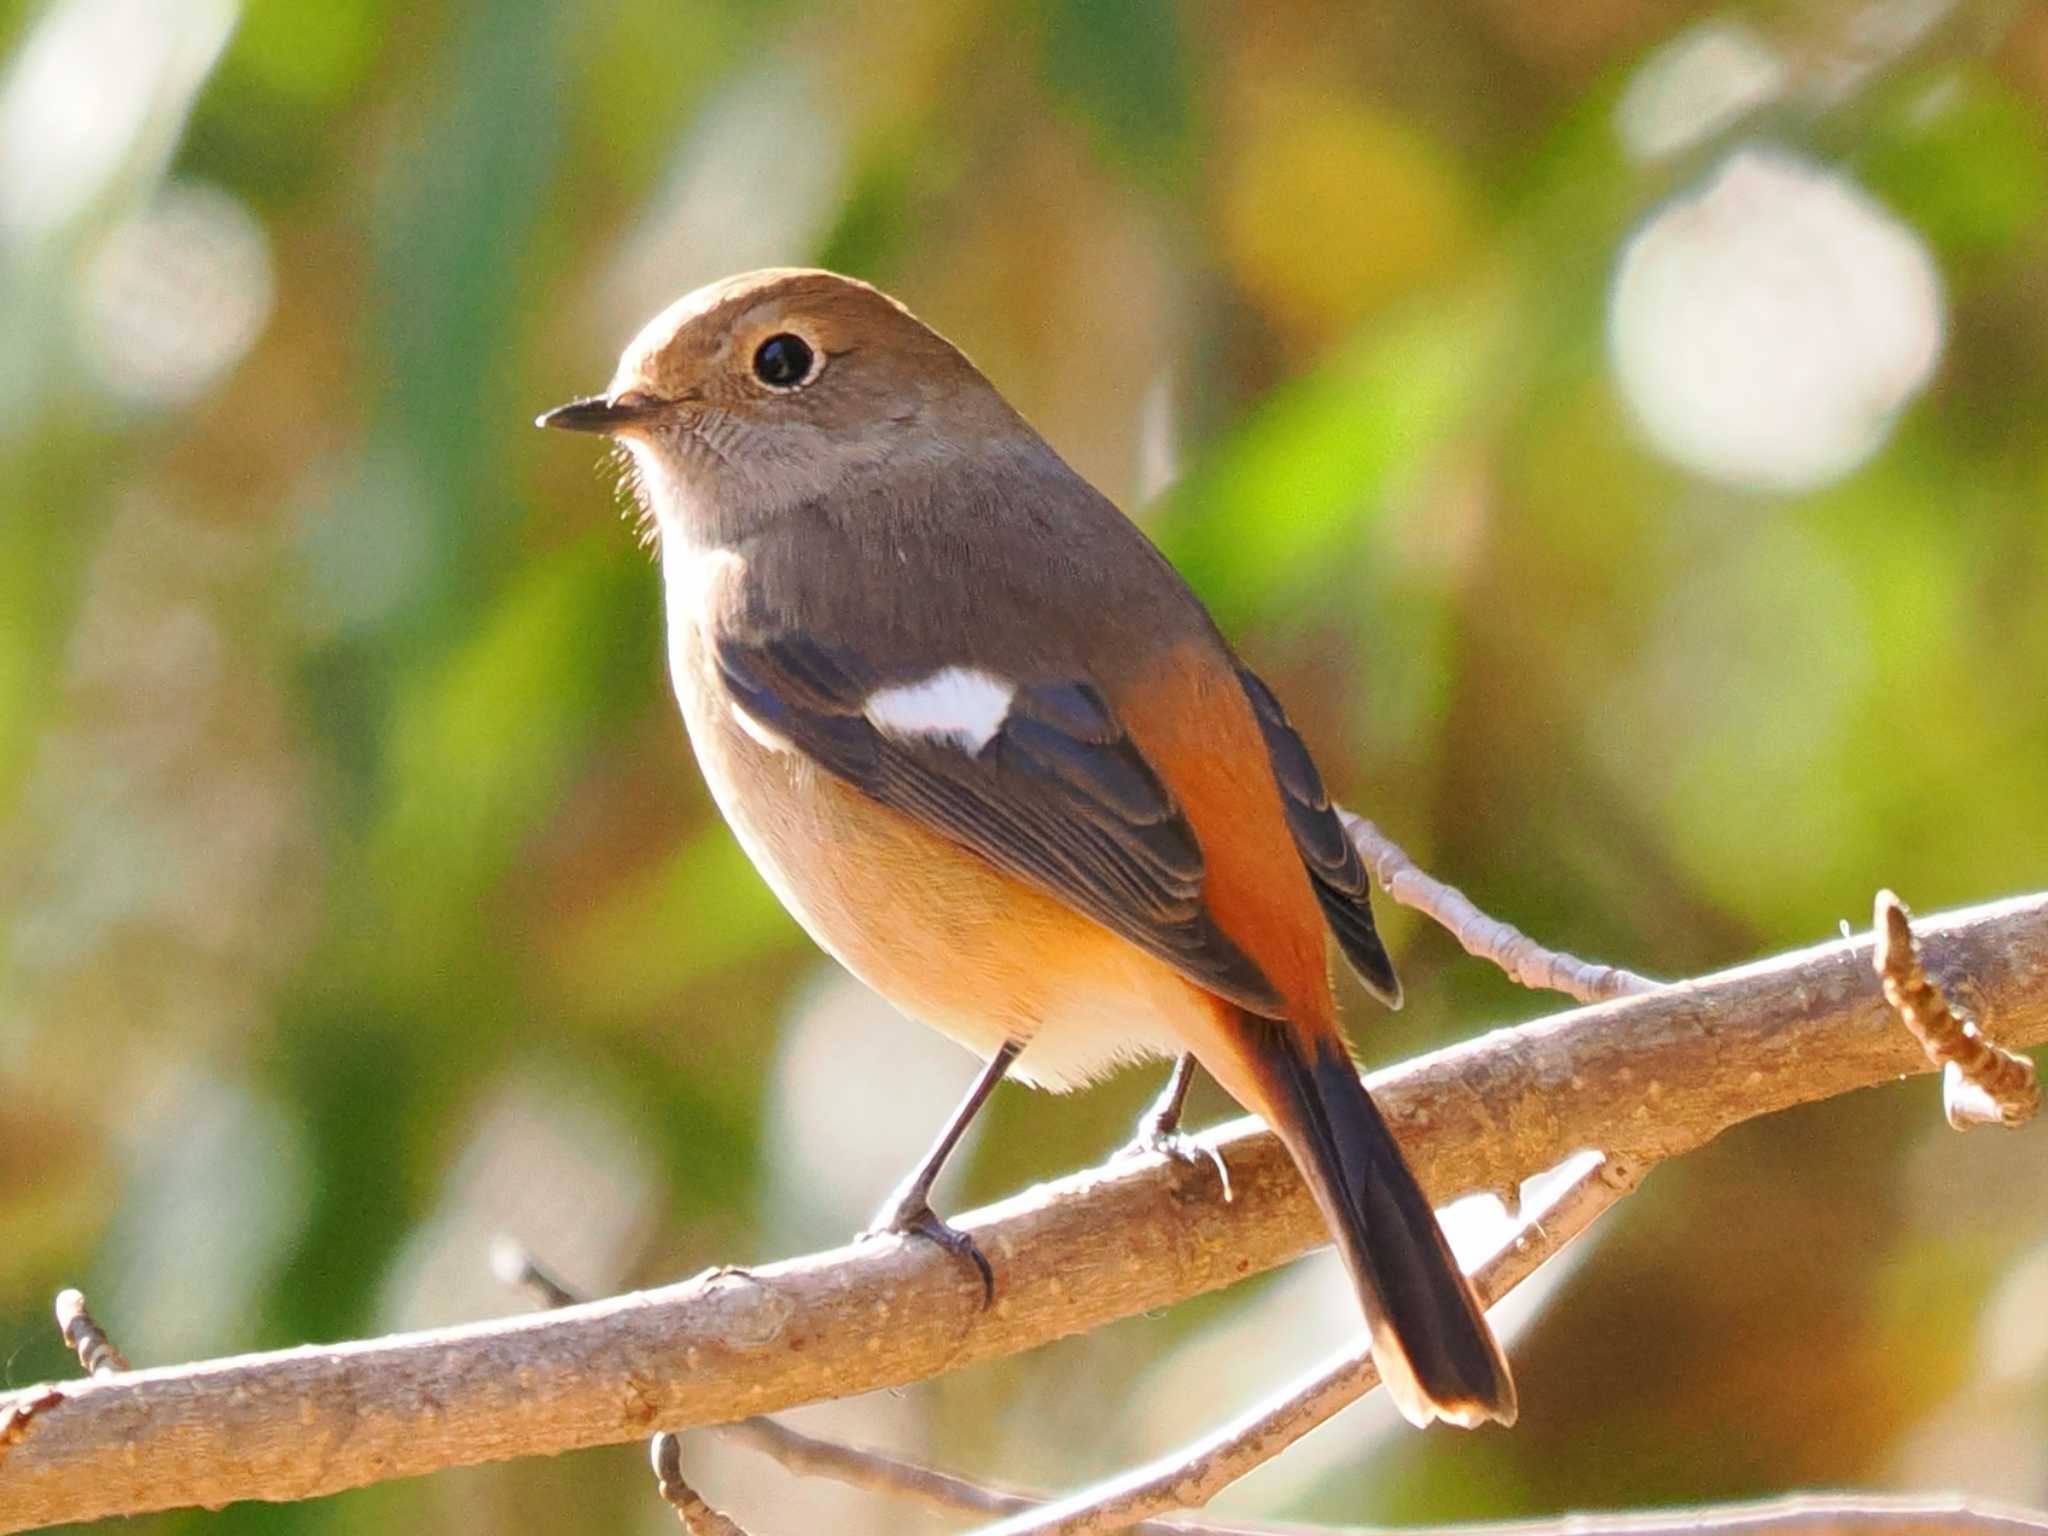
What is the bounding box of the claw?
[1118,1125,1233,1202]
[862,1200,996,1307]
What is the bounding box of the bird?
[538,268,1515,1429]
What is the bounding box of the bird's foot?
[861,1195,995,1307]
[1118,1119,1233,1201]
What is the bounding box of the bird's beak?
[534,393,664,434]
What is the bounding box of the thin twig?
[1875,890,2040,1129]
[489,1236,582,1309]
[596,1353,2048,1536]
[717,1416,1047,1523]
[1342,813,1660,1002]
[972,1155,1644,1536]
[52,1291,128,1378]
[496,1243,743,1531]
[494,1239,584,1310]
[698,1386,1283,1535]
[4,892,2045,1532]
[1453,1495,2048,1536]
[651,1433,753,1535]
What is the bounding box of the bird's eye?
[752,333,817,389]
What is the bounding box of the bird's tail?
[1228,1012,1517,1429]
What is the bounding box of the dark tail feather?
[1248,1019,1517,1428]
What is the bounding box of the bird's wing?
[714,629,1288,1017]
[1234,665,1402,1007]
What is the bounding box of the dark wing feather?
[716,633,1288,1017]
[1235,665,1402,1008]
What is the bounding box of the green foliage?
[1861,67,2048,258]
[1036,0,1193,185]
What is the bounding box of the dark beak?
[534,393,664,434]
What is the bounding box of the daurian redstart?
[540,269,1515,1429]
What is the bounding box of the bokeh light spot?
[0,0,236,247]
[76,180,274,408]
[1617,22,1786,162]
[1608,147,1945,492]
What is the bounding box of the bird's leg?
[863,1039,1019,1305]
[1128,1052,1199,1152]
[1120,1054,1232,1196]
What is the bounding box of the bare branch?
[651,1433,754,1536]
[1875,891,2040,1129]
[1447,1495,2048,1536]
[1342,813,1660,1003]
[489,1237,583,1310]
[720,1415,1046,1523]
[972,1156,1641,1536]
[667,1436,2048,1536]
[713,1418,1288,1535]
[716,1416,1327,1534]
[52,1291,128,1379]
[2,891,2044,1533]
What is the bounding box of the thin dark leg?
[864,1040,1020,1304]
[1120,1054,1232,1196]
[1131,1053,1199,1149]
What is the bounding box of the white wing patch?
[864,667,1015,754]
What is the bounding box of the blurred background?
[2,0,2046,1530]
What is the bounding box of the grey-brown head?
[539,269,1039,544]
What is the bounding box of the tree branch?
[1343,814,1660,1003]
[2,892,2044,1532]
[51,1292,127,1380]
[1408,1497,2048,1536]
[651,1433,754,1535]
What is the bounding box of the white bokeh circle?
[1608,148,1945,493]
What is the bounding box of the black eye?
[752,333,815,388]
